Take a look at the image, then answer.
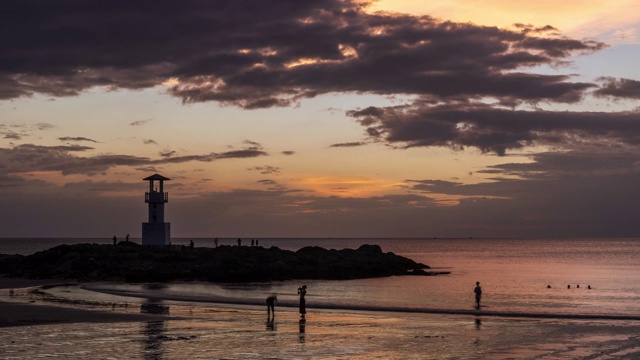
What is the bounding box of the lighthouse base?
[142,222,171,246]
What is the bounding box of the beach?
[3,279,640,359]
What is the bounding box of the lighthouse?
[142,174,171,246]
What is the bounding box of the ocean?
[2,237,640,359]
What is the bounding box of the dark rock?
[0,243,444,283]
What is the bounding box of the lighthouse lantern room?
[142,174,171,246]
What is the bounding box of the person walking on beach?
[266,295,277,320]
[474,281,482,308]
[298,285,307,320]
[112,235,117,245]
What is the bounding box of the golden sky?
[373,0,640,43]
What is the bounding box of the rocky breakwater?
[0,243,449,283]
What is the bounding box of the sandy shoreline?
[0,277,176,327]
[2,278,640,359]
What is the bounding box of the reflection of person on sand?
[298,285,307,320]
[299,318,306,342]
[474,281,482,308]
[266,295,277,320]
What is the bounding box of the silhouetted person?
[474,281,482,308]
[256,239,259,246]
[298,285,307,319]
[251,239,255,247]
[113,235,117,245]
[214,238,219,247]
[189,240,194,250]
[237,238,242,246]
[126,234,129,242]
[266,295,277,320]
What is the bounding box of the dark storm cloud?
[0,0,603,108]
[347,102,640,155]
[595,77,640,99]
[58,136,98,143]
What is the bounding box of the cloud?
[243,140,262,148]
[215,149,268,159]
[143,139,158,145]
[398,148,640,237]
[281,151,295,155]
[594,77,640,99]
[58,136,98,143]
[347,101,640,155]
[3,132,22,140]
[130,119,153,126]
[0,0,604,109]
[159,150,177,158]
[329,141,367,148]
[36,123,55,131]
[0,143,268,177]
[248,166,282,175]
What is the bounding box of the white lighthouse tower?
[142,174,171,246]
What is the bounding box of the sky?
[1,0,640,238]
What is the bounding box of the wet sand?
[0,300,172,327]
[2,281,640,359]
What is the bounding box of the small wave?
[79,285,640,322]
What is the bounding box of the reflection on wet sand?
[299,318,306,343]
[140,299,170,360]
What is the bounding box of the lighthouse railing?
[145,191,169,203]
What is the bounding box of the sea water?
[3,237,640,317]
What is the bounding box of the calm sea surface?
[2,237,639,319]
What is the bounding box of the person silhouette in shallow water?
[266,295,277,320]
[298,285,307,320]
[474,281,482,308]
